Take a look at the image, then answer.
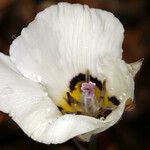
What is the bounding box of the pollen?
[58,71,120,119]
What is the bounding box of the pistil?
[81,81,99,116]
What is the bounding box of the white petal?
[36,114,111,144]
[127,59,143,77]
[0,53,114,144]
[10,2,124,104]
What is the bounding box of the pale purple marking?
[81,81,96,97]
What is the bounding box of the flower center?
[58,71,120,119]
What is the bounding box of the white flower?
[0,2,142,144]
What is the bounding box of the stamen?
[99,80,106,103]
[101,80,106,98]
[67,92,78,105]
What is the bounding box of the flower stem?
[72,138,86,150]
[88,135,98,150]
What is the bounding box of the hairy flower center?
[58,71,120,119]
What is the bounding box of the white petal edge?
[0,53,117,144]
[9,2,124,105]
[127,59,143,77]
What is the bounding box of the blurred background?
[0,0,149,150]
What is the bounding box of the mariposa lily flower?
[0,2,142,144]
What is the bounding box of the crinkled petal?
[10,2,124,104]
[0,53,114,144]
